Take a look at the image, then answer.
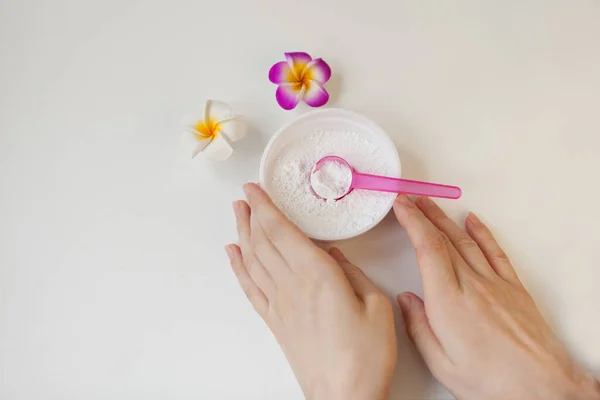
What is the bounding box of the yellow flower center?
[292,64,313,89]
[194,118,221,140]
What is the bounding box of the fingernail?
[225,245,235,261]
[395,194,413,207]
[232,201,241,216]
[467,212,480,226]
[416,196,434,210]
[242,183,253,197]
[397,293,412,309]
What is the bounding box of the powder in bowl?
[264,129,396,240]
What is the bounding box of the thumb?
[329,247,380,300]
[397,292,448,375]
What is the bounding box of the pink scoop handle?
[352,173,462,199]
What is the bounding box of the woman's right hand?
[393,195,600,400]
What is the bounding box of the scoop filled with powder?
[310,159,353,201]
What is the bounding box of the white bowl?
[259,108,401,241]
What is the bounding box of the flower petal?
[269,61,294,84]
[202,133,233,161]
[304,58,331,84]
[276,83,304,110]
[285,52,312,65]
[218,116,246,142]
[303,80,329,108]
[206,100,233,123]
[285,52,312,79]
[182,129,211,158]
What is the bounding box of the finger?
[393,195,459,295]
[329,248,379,301]
[415,197,495,279]
[233,200,277,297]
[397,292,450,379]
[250,210,292,283]
[225,244,269,319]
[243,183,317,263]
[465,213,522,286]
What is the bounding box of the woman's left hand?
[226,183,397,400]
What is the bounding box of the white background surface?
[1,1,599,399]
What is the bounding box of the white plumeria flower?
[181,100,246,161]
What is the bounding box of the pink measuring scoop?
[312,155,462,201]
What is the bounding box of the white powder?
[310,160,352,201]
[265,129,396,240]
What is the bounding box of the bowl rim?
[259,108,401,241]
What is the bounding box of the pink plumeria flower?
[269,52,331,110]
